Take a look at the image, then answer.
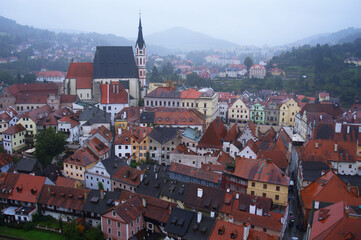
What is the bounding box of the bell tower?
[135,13,146,88]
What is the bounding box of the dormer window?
[112,211,116,217]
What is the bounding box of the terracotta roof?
[131,126,152,143]
[100,83,128,104]
[111,196,146,223]
[8,174,46,203]
[66,62,93,79]
[0,172,19,200]
[60,95,77,103]
[7,83,59,97]
[233,158,289,186]
[309,201,358,240]
[223,124,239,142]
[37,71,66,78]
[64,147,99,167]
[180,88,202,99]
[140,194,176,224]
[154,108,205,126]
[298,139,359,163]
[55,176,78,188]
[300,103,343,117]
[111,165,142,186]
[171,144,198,155]
[76,77,92,89]
[201,164,225,172]
[243,139,259,154]
[114,106,143,122]
[37,112,58,126]
[0,112,12,122]
[301,171,361,212]
[89,125,113,143]
[0,152,13,168]
[170,162,221,184]
[38,184,89,211]
[217,151,234,166]
[3,123,26,135]
[88,137,110,156]
[114,130,132,145]
[21,105,54,124]
[58,116,79,128]
[198,117,227,149]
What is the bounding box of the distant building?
[249,64,266,79]
[36,66,66,82]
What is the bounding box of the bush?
[23,222,34,231]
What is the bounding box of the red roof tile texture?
[112,196,146,223]
[112,166,142,186]
[8,174,46,203]
[3,123,26,135]
[170,162,221,184]
[100,83,128,104]
[198,117,227,149]
[64,147,99,167]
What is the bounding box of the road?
[283,145,305,240]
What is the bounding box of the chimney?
[197,188,203,198]
[320,115,322,120]
[345,205,350,214]
[100,190,104,199]
[236,193,239,199]
[334,144,338,152]
[155,173,158,179]
[118,128,122,135]
[142,197,146,208]
[347,183,351,192]
[115,200,120,206]
[84,192,88,200]
[347,126,350,133]
[249,205,256,214]
[210,211,215,218]
[314,201,320,209]
[256,207,263,216]
[227,188,230,193]
[140,174,144,182]
[315,141,319,149]
[243,223,250,240]
[197,212,202,223]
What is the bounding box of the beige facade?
[228,98,250,123]
[279,98,300,127]
[247,181,288,206]
[64,161,99,181]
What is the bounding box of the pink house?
[101,196,146,240]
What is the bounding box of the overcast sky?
[1,0,360,46]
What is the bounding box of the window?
[263,228,267,232]
[107,219,111,225]
[275,195,279,200]
[263,193,266,197]
[112,211,116,216]
[117,231,121,237]
[263,184,267,189]
[117,222,121,228]
[251,191,254,195]
[251,182,255,187]
[107,228,111,234]
[276,186,280,191]
[131,221,134,227]
[137,216,140,223]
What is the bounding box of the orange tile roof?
[89,125,113,143]
[100,83,128,104]
[3,123,26,135]
[131,126,152,143]
[55,176,78,188]
[111,196,146,223]
[154,108,205,126]
[64,147,99,167]
[309,201,360,240]
[8,174,46,203]
[0,112,12,122]
[88,137,110,156]
[217,151,234,166]
[233,158,289,186]
[58,116,79,128]
[111,166,142,186]
[0,172,19,200]
[301,171,361,212]
[180,88,202,99]
[8,83,59,96]
[198,117,227,149]
[114,130,132,145]
[223,124,239,142]
[37,70,66,78]
[0,152,13,168]
[171,144,198,155]
[60,95,77,103]
[66,62,93,79]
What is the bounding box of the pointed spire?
[136,11,145,49]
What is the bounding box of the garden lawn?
[0,226,64,240]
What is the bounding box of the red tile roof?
[55,176,78,188]
[180,88,202,99]
[64,147,99,167]
[8,174,46,203]
[38,184,90,211]
[37,71,66,78]
[111,196,146,223]
[171,144,197,155]
[0,153,13,168]
[131,126,152,143]
[0,112,12,122]
[300,103,343,117]
[89,125,113,143]
[58,116,79,128]
[112,166,142,186]
[100,83,128,104]
[19,105,54,124]
[88,137,110,156]
[2,123,26,135]
[140,194,176,224]
[198,117,227,149]
[170,162,221,184]
[65,63,93,89]
[154,108,205,126]
[76,77,92,89]
[233,158,289,186]
[310,201,358,240]
[223,124,239,142]
[60,95,77,104]
[114,130,132,145]
[301,171,361,212]
[8,83,59,97]
[0,172,20,200]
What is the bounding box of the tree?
[34,127,67,166]
[244,56,254,69]
[162,62,174,75]
[97,182,104,190]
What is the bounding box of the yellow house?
[131,126,152,162]
[2,123,26,154]
[63,146,100,181]
[279,98,300,127]
[228,98,250,123]
[232,158,289,206]
[0,113,10,141]
[181,88,218,124]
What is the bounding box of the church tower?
[135,14,146,89]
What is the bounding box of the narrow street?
[283,145,305,240]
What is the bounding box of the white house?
[57,116,80,143]
[114,129,132,158]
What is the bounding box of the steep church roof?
[93,46,138,79]
[136,17,145,49]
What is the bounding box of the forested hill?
[269,38,361,106]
